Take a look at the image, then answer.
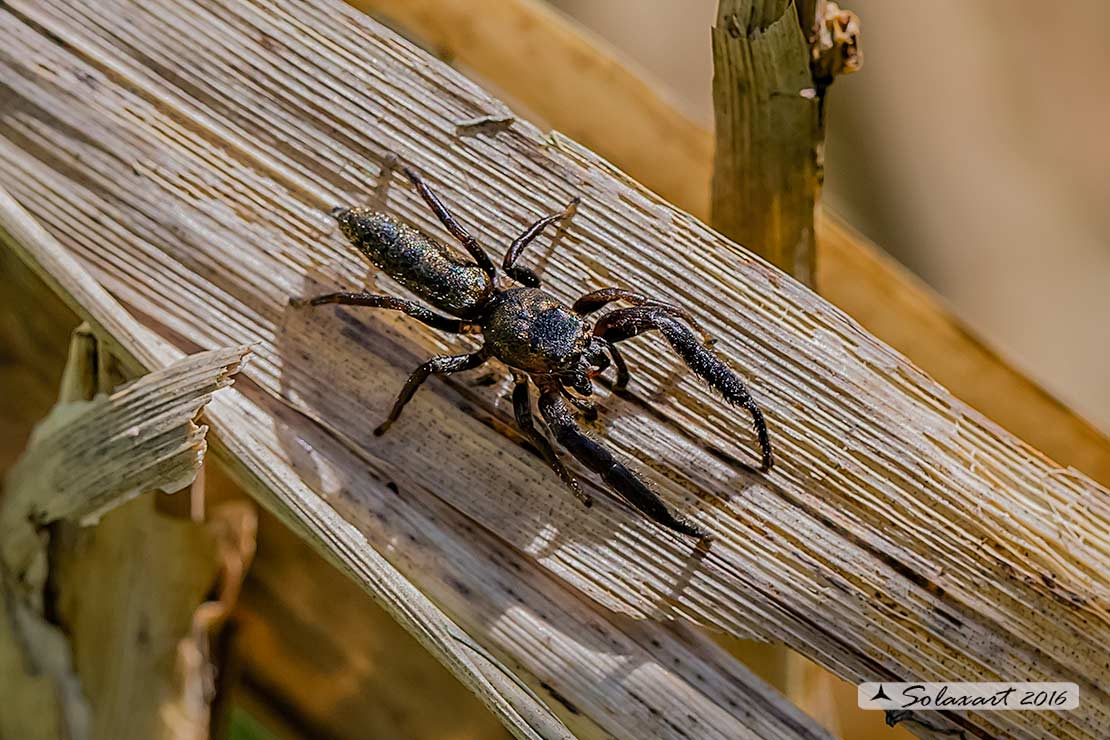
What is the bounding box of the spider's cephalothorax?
[293,165,773,543]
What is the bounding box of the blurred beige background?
[550,0,1110,432]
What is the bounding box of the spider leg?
[573,288,715,346]
[399,166,497,279]
[537,386,711,541]
[502,198,580,287]
[595,307,773,471]
[375,350,488,436]
[588,336,631,392]
[608,341,631,392]
[290,292,478,333]
[559,386,599,421]
[513,378,593,506]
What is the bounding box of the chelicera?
[292,165,773,543]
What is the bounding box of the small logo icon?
[870,685,891,702]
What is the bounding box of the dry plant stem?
[0,328,244,740]
[0,2,1108,738]
[711,0,856,722]
[153,499,257,740]
[230,504,517,740]
[0,573,90,740]
[3,343,246,571]
[0,195,577,740]
[0,176,823,740]
[712,0,822,286]
[817,217,1110,483]
[1,333,245,592]
[353,0,1110,491]
[53,494,220,740]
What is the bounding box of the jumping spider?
[292,165,773,542]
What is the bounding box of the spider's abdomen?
[482,288,589,373]
[335,208,492,318]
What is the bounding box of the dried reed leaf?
[1,331,244,740]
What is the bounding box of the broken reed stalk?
[351,0,1110,491]
[712,0,814,285]
[0,326,246,740]
[0,1,1108,737]
[711,0,860,287]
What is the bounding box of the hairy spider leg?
[573,288,716,346]
[290,292,477,333]
[400,166,497,279]
[595,307,773,471]
[537,385,711,541]
[512,378,593,506]
[502,197,580,287]
[374,350,488,436]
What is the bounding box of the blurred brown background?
[551,0,1110,433]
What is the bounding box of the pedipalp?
[573,287,716,346]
